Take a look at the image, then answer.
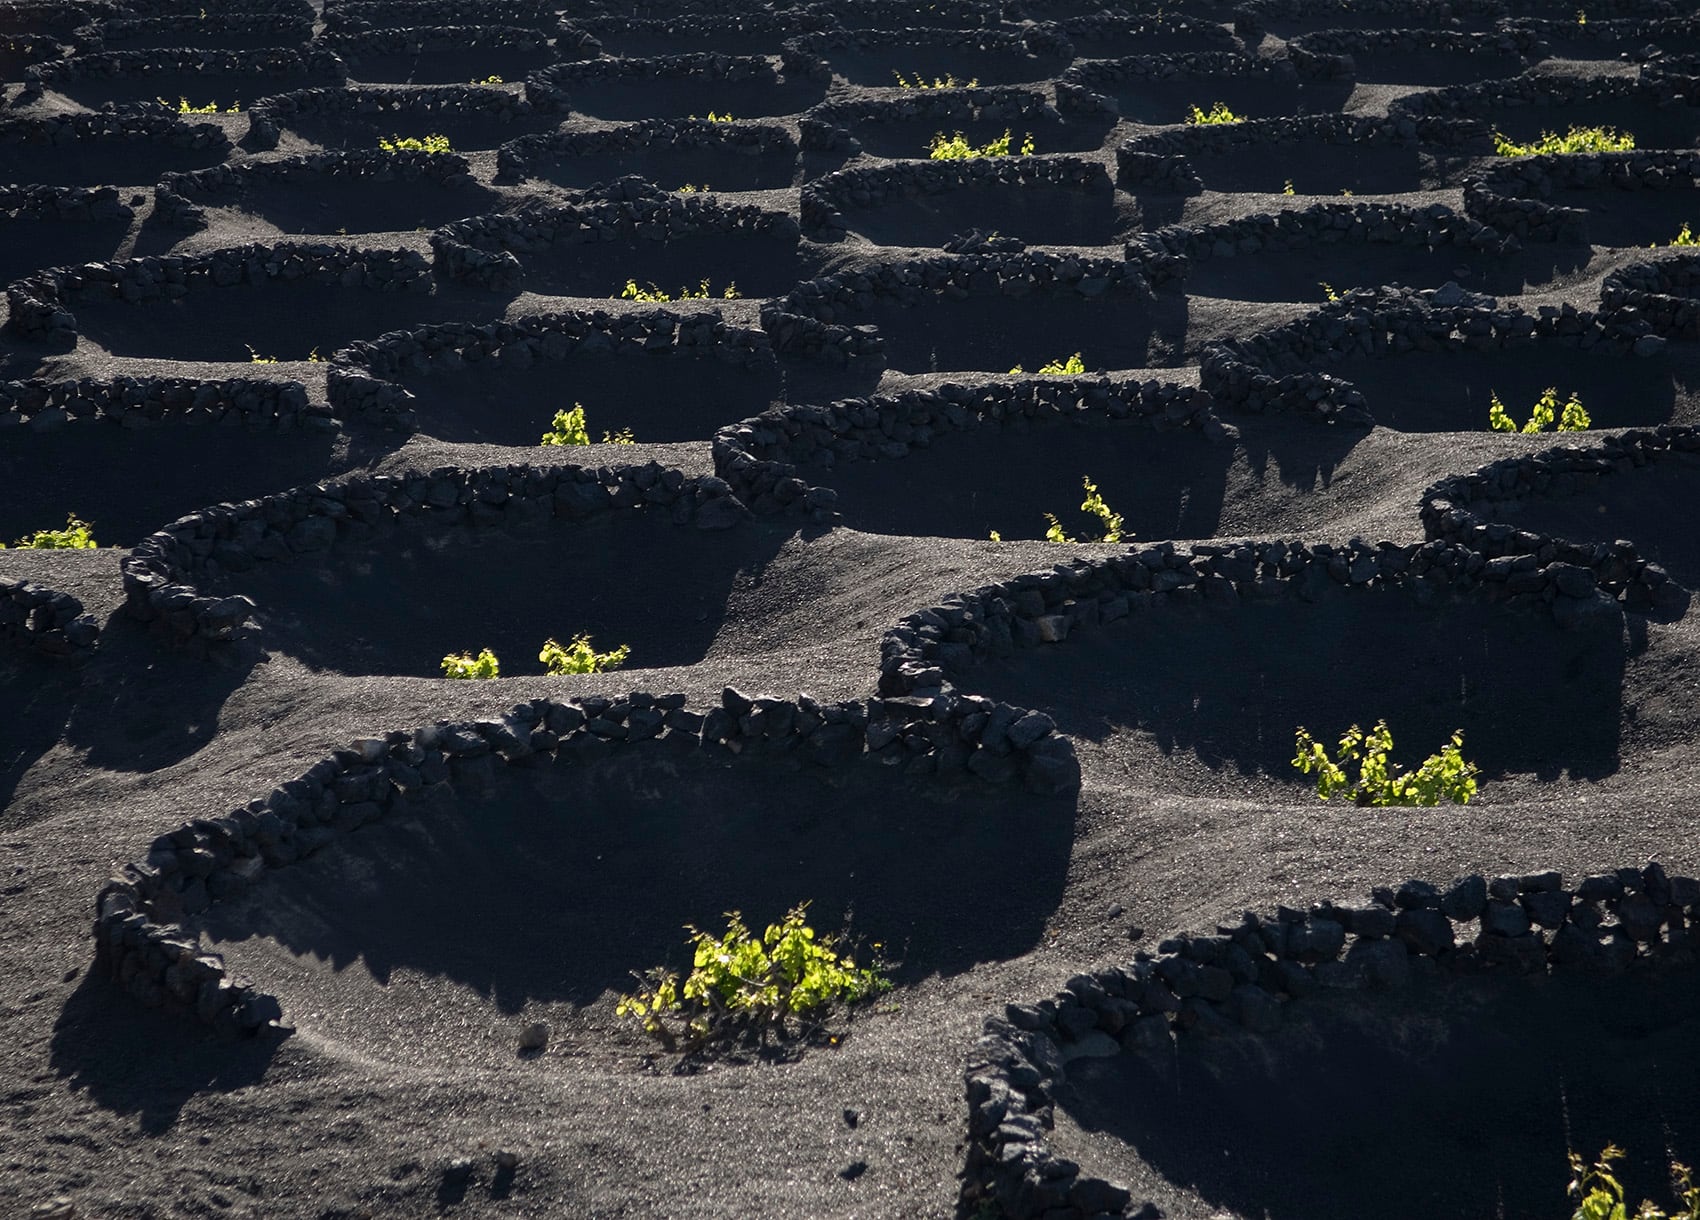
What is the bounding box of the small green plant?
[1666,222,1699,247]
[1569,1145,1700,1220]
[677,183,708,193]
[1493,125,1633,156]
[690,110,735,123]
[246,344,323,363]
[1282,179,1296,195]
[160,96,239,114]
[378,133,452,154]
[1320,281,1342,302]
[472,74,504,84]
[894,69,978,89]
[1042,476,1126,544]
[617,278,739,302]
[441,647,500,679]
[1185,101,1243,125]
[1488,387,1589,433]
[927,129,1035,160]
[616,903,891,1053]
[539,634,630,674]
[1008,352,1086,376]
[1576,7,1587,24]
[540,404,635,445]
[988,529,1002,541]
[1,514,97,550]
[1291,720,1478,806]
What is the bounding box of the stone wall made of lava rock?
[1602,252,1700,338]
[429,192,799,293]
[321,0,558,32]
[876,536,1629,697]
[562,11,838,54]
[151,149,479,228]
[23,46,345,93]
[0,108,230,172]
[760,250,1150,364]
[1284,27,1539,79]
[962,860,1700,1220]
[1198,284,1665,425]
[524,52,782,112]
[119,461,754,645]
[495,117,797,184]
[801,155,1111,239]
[1061,49,1295,97]
[800,86,1054,153]
[1125,200,1515,290]
[713,375,1221,519]
[1116,113,1489,192]
[1421,423,1700,613]
[1052,13,1241,55]
[779,25,1073,82]
[5,242,433,343]
[244,83,563,150]
[0,375,328,433]
[1500,13,1700,56]
[0,185,131,223]
[326,307,774,431]
[323,23,557,61]
[73,13,317,50]
[93,686,1078,1033]
[1,2,116,37]
[0,578,100,659]
[1231,0,1504,39]
[1390,69,1700,121]
[809,0,1001,27]
[1464,150,1700,243]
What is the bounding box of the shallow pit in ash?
[397,349,786,446]
[194,746,1075,1036]
[1491,454,1700,591]
[0,420,340,548]
[1324,341,1687,432]
[961,586,1626,792]
[803,414,1360,543]
[221,511,794,677]
[1052,968,1700,1220]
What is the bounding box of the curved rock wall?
[964,860,1700,1219]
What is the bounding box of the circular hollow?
[576,15,823,58]
[177,162,502,237]
[820,165,1128,249]
[1481,97,1700,153]
[0,415,340,549]
[221,508,792,676]
[836,105,1116,161]
[400,355,782,447]
[192,744,1077,1050]
[507,127,800,194]
[1179,229,1584,303]
[338,41,555,88]
[959,585,1626,792]
[1054,968,1700,1220]
[1547,182,1700,249]
[797,415,1362,543]
[1197,138,1432,195]
[1072,60,1350,127]
[271,88,565,152]
[0,212,131,289]
[1325,341,1687,432]
[0,119,230,189]
[548,63,827,123]
[1482,452,1700,590]
[818,45,1069,89]
[518,229,803,300]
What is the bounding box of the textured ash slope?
[4,3,1700,1220]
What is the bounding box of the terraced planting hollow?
[7,5,1700,1219]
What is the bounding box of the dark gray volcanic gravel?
[4,6,1700,1220]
